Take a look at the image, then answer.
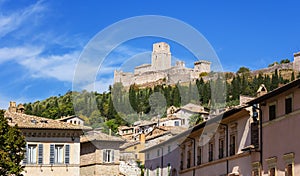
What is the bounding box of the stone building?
[80,131,125,176]
[5,102,91,176]
[114,42,211,87]
[247,78,300,176]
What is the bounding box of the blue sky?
[1,0,300,108]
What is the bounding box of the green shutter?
[38,144,43,164]
[103,149,107,163]
[50,144,55,164]
[65,144,70,164]
[23,144,28,165]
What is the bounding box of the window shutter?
[103,150,107,163]
[112,150,114,163]
[38,144,43,164]
[65,144,70,164]
[23,144,28,165]
[50,144,55,164]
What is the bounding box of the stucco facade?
[248,79,300,176]
[5,105,89,176]
[80,132,125,176]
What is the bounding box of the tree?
[280,59,290,64]
[236,67,250,75]
[0,110,26,176]
[291,71,295,81]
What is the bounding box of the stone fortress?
[114,42,211,87]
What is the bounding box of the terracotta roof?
[141,107,248,153]
[120,141,140,150]
[5,111,92,130]
[160,115,181,122]
[81,132,125,143]
[134,120,157,127]
[145,126,186,141]
[118,126,134,130]
[247,78,300,104]
[56,115,84,121]
[180,103,208,113]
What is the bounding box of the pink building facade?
[248,79,300,176]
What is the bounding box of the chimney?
[8,101,17,113]
[17,104,25,113]
[257,84,268,97]
[140,133,146,144]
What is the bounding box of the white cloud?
[0,1,46,38]
[0,46,43,63]
[19,51,80,82]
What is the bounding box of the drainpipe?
[187,137,196,176]
[252,105,263,174]
[219,123,229,175]
[160,147,163,176]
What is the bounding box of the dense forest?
[23,67,299,133]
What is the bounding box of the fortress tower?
[194,60,211,73]
[151,42,171,71]
[293,52,300,72]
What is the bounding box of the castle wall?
[167,67,192,84]
[114,71,134,87]
[134,64,152,74]
[194,60,211,73]
[113,42,211,87]
[133,71,167,85]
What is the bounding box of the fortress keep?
[114,42,211,87]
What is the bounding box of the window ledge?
[179,152,250,174]
[263,108,300,127]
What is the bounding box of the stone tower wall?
[151,42,171,71]
[293,52,300,72]
[194,60,211,73]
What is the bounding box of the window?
[55,145,64,164]
[285,97,292,114]
[269,167,275,176]
[182,119,185,125]
[50,144,69,164]
[168,145,171,153]
[266,157,277,176]
[146,152,150,160]
[208,142,213,162]
[103,149,114,163]
[283,153,294,176]
[197,146,201,165]
[269,104,276,121]
[230,135,236,156]
[174,121,180,126]
[285,164,293,176]
[187,151,191,168]
[157,149,160,156]
[252,162,261,176]
[219,139,224,159]
[28,144,37,164]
